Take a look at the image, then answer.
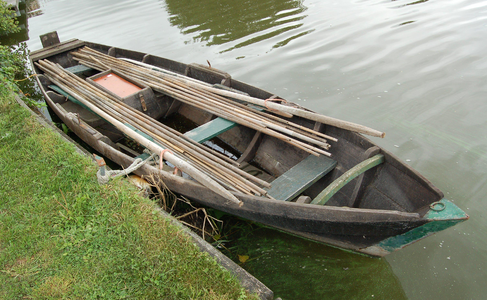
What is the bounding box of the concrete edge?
[14,94,275,300]
[154,206,274,300]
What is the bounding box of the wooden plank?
[349,146,381,207]
[265,154,337,201]
[184,117,237,143]
[237,131,262,164]
[30,39,85,61]
[311,154,385,206]
[40,31,60,48]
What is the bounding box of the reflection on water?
[391,0,429,8]
[22,0,487,299]
[237,228,406,300]
[27,0,43,18]
[1,0,29,45]
[164,0,311,52]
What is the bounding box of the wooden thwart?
[184,117,237,143]
[265,154,337,201]
[65,64,93,75]
[311,154,385,206]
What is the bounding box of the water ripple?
[164,0,309,52]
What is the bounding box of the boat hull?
[30,37,469,256]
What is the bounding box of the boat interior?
[32,37,444,217]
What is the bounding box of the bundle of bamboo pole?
[35,59,278,205]
[72,46,385,139]
[70,47,335,157]
[35,46,385,205]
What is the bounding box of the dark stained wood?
[311,154,385,205]
[142,54,187,75]
[253,134,309,176]
[30,37,463,257]
[40,31,61,48]
[30,39,85,62]
[349,146,381,207]
[237,131,262,164]
[185,63,232,85]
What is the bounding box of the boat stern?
[359,199,469,256]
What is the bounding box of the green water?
[23,0,486,299]
[231,227,407,300]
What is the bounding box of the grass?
[0,85,257,298]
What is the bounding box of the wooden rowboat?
[30,32,468,256]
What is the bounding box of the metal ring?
[430,201,446,211]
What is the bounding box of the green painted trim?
[311,154,384,205]
[48,84,91,111]
[424,198,469,221]
[373,199,469,253]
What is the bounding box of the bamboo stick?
[74,56,331,156]
[72,49,335,145]
[76,47,384,138]
[40,58,274,200]
[36,60,244,205]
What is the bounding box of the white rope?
[97,152,156,185]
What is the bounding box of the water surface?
[25,0,487,299]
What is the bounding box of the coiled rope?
[97,152,157,185]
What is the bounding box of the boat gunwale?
[30,39,444,221]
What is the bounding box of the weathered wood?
[237,131,263,164]
[296,196,312,204]
[266,155,337,201]
[349,146,381,208]
[102,53,384,138]
[30,39,85,62]
[72,48,333,155]
[49,85,91,111]
[31,37,465,257]
[311,154,385,205]
[40,31,61,48]
[37,60,242,205]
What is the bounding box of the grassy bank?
[0,3,259,297]
[0,89,257,299]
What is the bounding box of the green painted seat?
[184,117,237,143]
[183,85,258,144]
[65,64,93,75]
[265,154,337,201]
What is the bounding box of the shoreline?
[0,89,274,299]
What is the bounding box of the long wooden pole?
[45,59,276,198]
[77,48,384,138]
[47,65,271,198]
[36,61,243,205]
[75,58,331,156]
[72,50,338,146]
